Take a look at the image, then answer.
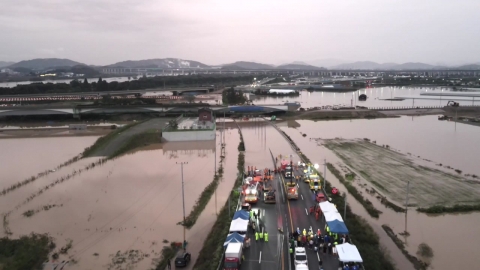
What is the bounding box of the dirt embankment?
[85,118,171,157]
[289,109,392,120]
[443,106,480,118]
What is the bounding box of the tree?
[168,119,178,130]
[185,95,195,103]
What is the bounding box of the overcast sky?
[1,0,479,66]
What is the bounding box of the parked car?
[175,252,191,267]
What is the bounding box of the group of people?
[289,227,350,256]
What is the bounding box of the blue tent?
[223,232,245,248]
[326,219,349,234]
[233,210,249,220]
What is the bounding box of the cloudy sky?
[1,0,479,66]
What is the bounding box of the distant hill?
[222,61,274,70]
[107,58,209,69]
[391,62,445,70]
[330,61,450,70]
[0,61,15,68]
[70,65,101,76]
[9,58,84,70]
[331,61,398,70]
[456,64,480,70]
[221,65,248,70]
[277,64,326,70]
[308,58,348,68]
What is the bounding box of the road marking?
[305,208,308,215]
[259,251,262,264]
[301,194,303,200]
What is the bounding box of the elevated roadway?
[0,87,213,99]
[0,103,300,118]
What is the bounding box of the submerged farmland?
[321,139,480,208]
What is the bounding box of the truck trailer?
[224,242,243,270]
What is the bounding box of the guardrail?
[369,104,480,111]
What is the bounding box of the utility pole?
[323,159,327,191]
[177,162,188,247]
[455,107,458,131]
[404,181,410,234]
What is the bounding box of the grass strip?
[326,163,382,218]
[382,225,428,270]
[417,203,480,214]
[193,131,245,270]
[182,163,225,229]
[82,122,142,157]
[109,129,161,158]
[0,233,56,270]
[153,242,182,270]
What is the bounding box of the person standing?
[167,259,171,270]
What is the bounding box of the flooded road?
[2,130,239,270]
[250,86,478,108]
[0,136,99,189]
[280,117,480,269]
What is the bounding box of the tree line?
[0,75,259,96]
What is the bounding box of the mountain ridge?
[8,58,84,70]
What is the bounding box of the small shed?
[198,108,213,122]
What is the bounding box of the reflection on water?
[280,117,480,269]
[250,86,477,108]
[0,136,99,188]
[1,130,239,270]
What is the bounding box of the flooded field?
[322,138,480,207]
[250,86,479,108]
[1,130,239,270]
[0,136,99,188]
[280,117,480,269]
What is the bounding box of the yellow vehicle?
[309,179,321,191]
[285,182,298,200]
[308,174,319,183]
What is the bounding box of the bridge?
[0,87,214,99]
[101,67,480,78]
[0,103,300,118]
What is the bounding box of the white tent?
[337,243,363,263]
[229,218,249,234]
[324,211,344,222]
[319,201,337,213]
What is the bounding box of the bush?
[0,233,56,270]
[417,243,433,258]
[417,203,480,213]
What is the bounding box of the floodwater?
[279,117,480,269]
[249,86,480,108]
[0,136,98,189]
[2,130,239,270]
[280,115,480,176]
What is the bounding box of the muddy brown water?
[2,130,239,270]
[0,136,99,189]
[279,117,480,269]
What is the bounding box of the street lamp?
[176,162,188,250]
